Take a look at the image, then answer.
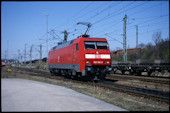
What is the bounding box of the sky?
[1,1,169,62]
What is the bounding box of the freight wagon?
[48,35,112,80]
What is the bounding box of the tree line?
[111,32,170,62]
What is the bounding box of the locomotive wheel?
[72,70,76,76]
[55,69,61,76]
[64,73,71,79]
[50,71,55,76]
[64,70,71,79]
[81,76,88,82]
[121,70,125,75]
[129,71,133,75]
[100,71,106,80]
[136,71,141,76]
[81,73,90,82]
[147,70,153,76]
[50,69,55,76]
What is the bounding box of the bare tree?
[152,31,161,45]
[138,43,145,48]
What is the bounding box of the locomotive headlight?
[86,61,91,64]
[105,61,110,64]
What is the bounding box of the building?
[111,48,141,57]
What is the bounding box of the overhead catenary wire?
[127,2,167,20]
[92,1,162,36]
[52,1,95,31]
[86,1,121,21]
[127,17,169,31]
[54,1,163,41]
[68,2,129,38]
[72,1,149,36]
[91,1,148,37]
[93,1,136,25]
[103,14,168,36]
[60,2,122,37]
[9,1,168,62]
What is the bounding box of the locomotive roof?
[51,39,75,51]
[50,37,107,51]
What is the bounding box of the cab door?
[73,43,80,63]
[72,43,80,72]
[72,44,76,64]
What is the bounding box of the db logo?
[95,54,101,58]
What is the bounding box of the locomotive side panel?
[48,40,81,72]
[49,45,73,65]
[48,45,73,70]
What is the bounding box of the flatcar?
[48,35,112,80]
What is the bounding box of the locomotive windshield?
[84,41,108,49]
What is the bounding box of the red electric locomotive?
[1,62,6,67]
[48,35,112,80]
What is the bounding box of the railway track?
[107,74,169,85]
[98,79,169,103]
[6,66,170,103]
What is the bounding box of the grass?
[1,69,169,111]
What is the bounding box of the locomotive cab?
[80,37,112,80]
[48,35,112,81]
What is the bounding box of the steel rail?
[10,66,170,102]
[99,80,170,102]
[107,74,170,84]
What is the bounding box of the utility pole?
[123,14,127,62]
[18,49,20,66]
[46,14,49,70]
[39,44,42,70]
[4,51,7,63]
[7,40,8,61]
[24,44,27,66]
[21,55,23,65]
[136,25,138,48]
[30,45,33,68]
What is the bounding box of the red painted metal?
[48,36,111,72]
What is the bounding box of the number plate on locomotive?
[93,61,103,64]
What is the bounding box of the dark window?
[76,43,79,50]
[96,42,108,49]
[84,41,96,49]
[84,41,108,49]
